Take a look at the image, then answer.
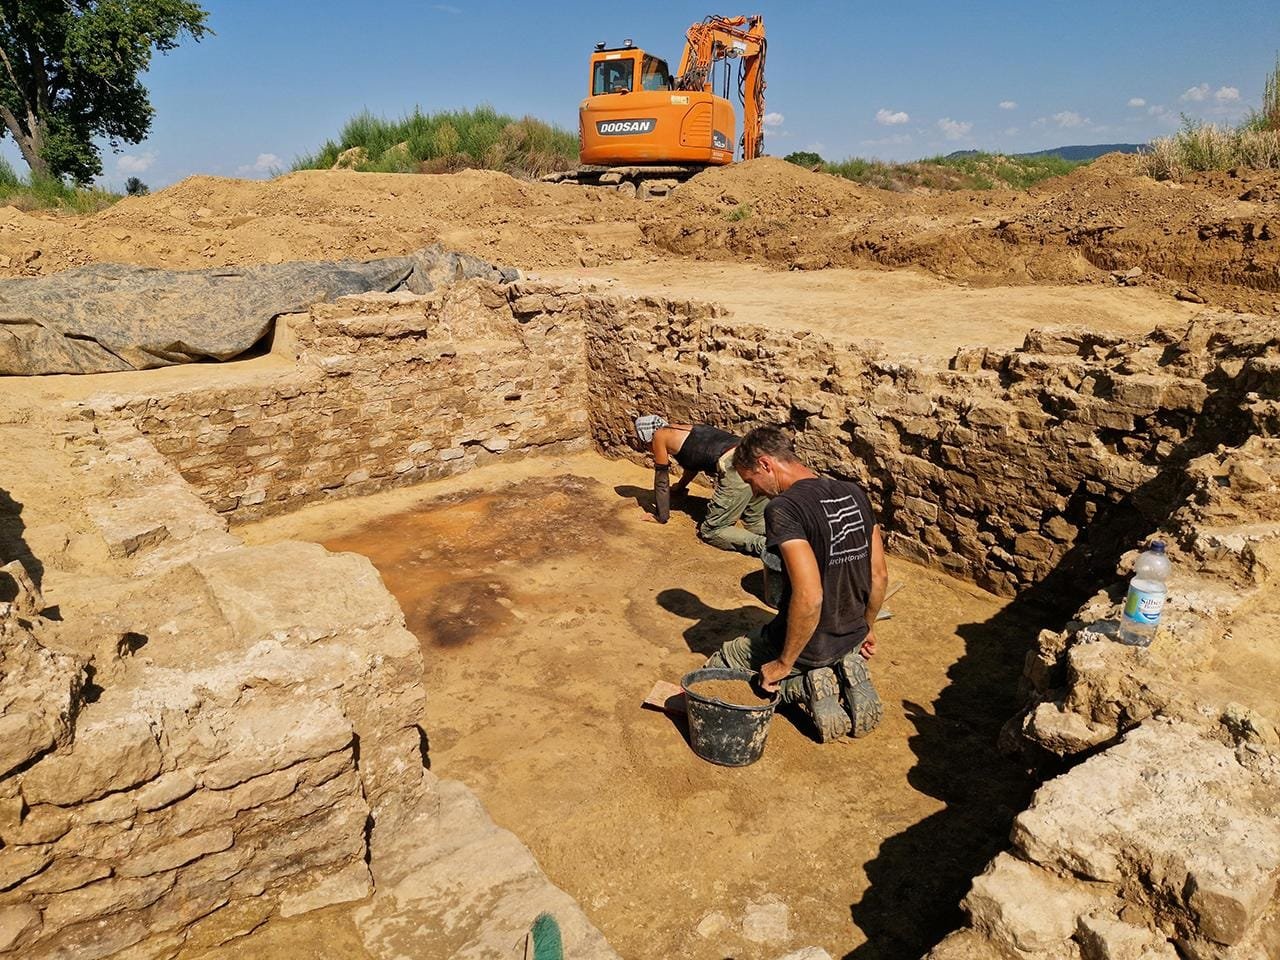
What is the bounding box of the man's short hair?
[732,425,798,471]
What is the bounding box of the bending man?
[633,415,766,556]
[706,425,888,741]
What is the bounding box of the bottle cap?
[1150,540,1166,554]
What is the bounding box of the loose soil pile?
[0,168,638,276]
[3,153,1277,312]
[642,156,1280,311]
[688,677,775,706]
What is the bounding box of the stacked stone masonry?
[102,281,593,521]
[0,413,429,959]
[3,272,1277,958]
[0,278,628,958]
[588,306,1279,598]
[930,433,1280,960]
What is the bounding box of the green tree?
[124,174,147,194]
[784,150,824,168]
[0,1,210,183]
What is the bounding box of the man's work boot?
[838,649,883,738]
[804,667,852,742]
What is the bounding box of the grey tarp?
[0,245,517,376]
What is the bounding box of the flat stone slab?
[355,778,620,960]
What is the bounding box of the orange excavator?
[545,15,766,197]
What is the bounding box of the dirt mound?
[638,154,1280,309]
[0,169,645,278]
[669,156,891,220]
[972,156,1280,308]
[0,155,1276,311]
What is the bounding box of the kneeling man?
[706,425,888,740]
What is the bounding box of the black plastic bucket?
[681,667,780,767]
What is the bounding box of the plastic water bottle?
[1118,541,1171,646]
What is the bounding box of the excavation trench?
[238,452,1036,960]
[9,272,1270,960]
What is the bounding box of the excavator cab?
[592,53,671,95]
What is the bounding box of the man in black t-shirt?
[705,426,888,741]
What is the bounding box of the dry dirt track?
[241,453,1035,960]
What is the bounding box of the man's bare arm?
[672,468,698,494]
[860,525,888,657]
[759,538,823,689]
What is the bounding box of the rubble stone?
[742,894,791,944]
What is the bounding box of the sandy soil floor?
[535,261,1203,358]
[241,452,1035,960]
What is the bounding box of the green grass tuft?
[292,105,578,179]
[1143,118,1280,179]
[818,151,1084,192]
[725,202,753,221]
[0,155,120,213]
[1143,54,1280,179]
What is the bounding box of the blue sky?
[6,0,1278,190]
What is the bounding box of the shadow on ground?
[656,587,772,656]
[613,484,709,525]
[0,487,40,602]
[844,474,1190,959]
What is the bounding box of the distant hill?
[1021,144,1148,161]
[947,144,1147,162]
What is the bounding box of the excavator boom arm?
[675,15,767,160]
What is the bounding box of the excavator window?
[592,60,634,95]
[640,55,672,91]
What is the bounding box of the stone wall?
[929,434,1280,960]
[0,413,428,959]
[94,280,594,521]
[587,308,1277,597]
[0,399,618,959]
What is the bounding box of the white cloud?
[1215,86,1240,103]
[763,111,785,128]
[937,117,972,140]
[803,142,825,154]
[433,3,461,12]
[1052,111,1088,128]
[998,100,1017,110]
[1127,97,1146,108]
[1181,83,1210,102]
[236,153,281,177]
[1148,104,1169,117]
[876,108,910,125]
[1002,127,1020,137]
[117,151,155,175]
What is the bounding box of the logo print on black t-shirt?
[822,495,868,561]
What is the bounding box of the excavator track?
[541,164,705,199]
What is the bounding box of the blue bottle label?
[1123,587,1164,625]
